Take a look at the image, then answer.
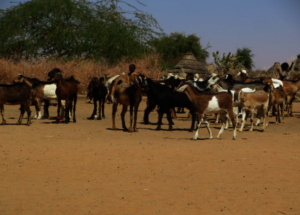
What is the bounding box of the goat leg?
[73,95,77,123]
[239,109,247,132]
[101,98,105,119]
[43,99,50,119]
[88,98,97,119]
[188,113,196,132]
[64,99,70,123]
[249,110,254,131]
[143,102,156,124]
[97,100,102,120]
[216,114,226,139]
[133,105,139,132]
[17,104,25,125]
[155,111,164,130]
[121,105,128,131]
[166,110,173,131]
[193,113,204,140]
[112,103,118,130]
[280,103,284,123]
[128,105,134,132]
[202,115,213,139]
[0,105,6,124]
[26,103,31,125]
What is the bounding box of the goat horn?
[176,85,188,92]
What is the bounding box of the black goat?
[145,78,196,131]
[87,77,108,120]
[0,82,32,125]
[217,74,266,90]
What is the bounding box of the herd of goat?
[1,68,300,140]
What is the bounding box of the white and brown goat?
[13,74,67,119]
[177,82,237,140]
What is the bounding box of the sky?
[1,0,299,70]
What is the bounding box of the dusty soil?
[1,95,300,215]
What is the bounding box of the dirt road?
[1,96,300,215]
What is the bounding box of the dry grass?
[0,54,163,93]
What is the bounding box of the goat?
[177,82,237,140]
[217,74,266,91]
[13,74,66,119]
[105,75,120,103]
[112,74,147,132]
[87,77,108,120]
[270,78,300,116]
[54,72,80,123]
[143,78,177,125]
[142,74,220,124]
[0,81,32,125]
[236,70,273,83]
[145,78,197,131]
[210,84,256,125]
[268,84,286,125]
[235,84,271,132]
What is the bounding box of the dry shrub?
[0,54,162,93]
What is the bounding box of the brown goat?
[112,74,147,132]
[236,86,270,132]
[268,84,286,125]
[281,80,300,116]
[54,72,79,123]
[107,75,129,103]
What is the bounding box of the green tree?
[235,47,255,70]
[149,32,209,69]
[213,47,255,74]
[0,0,163,63]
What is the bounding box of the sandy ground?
[1,95,300,215]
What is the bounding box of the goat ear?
[176,85,188,92]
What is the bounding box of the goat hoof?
[97,117,102,120]
[232,137,236,140]
[112,126,117,130]
[16,121,21,125]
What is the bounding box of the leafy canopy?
[149,32,209,69]
[235,47,255,70]
[0,0,164,63]
[213,47,255,73]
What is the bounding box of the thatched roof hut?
[251,62,281,79]
[287,54,300,79]
[167,52,210,78]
